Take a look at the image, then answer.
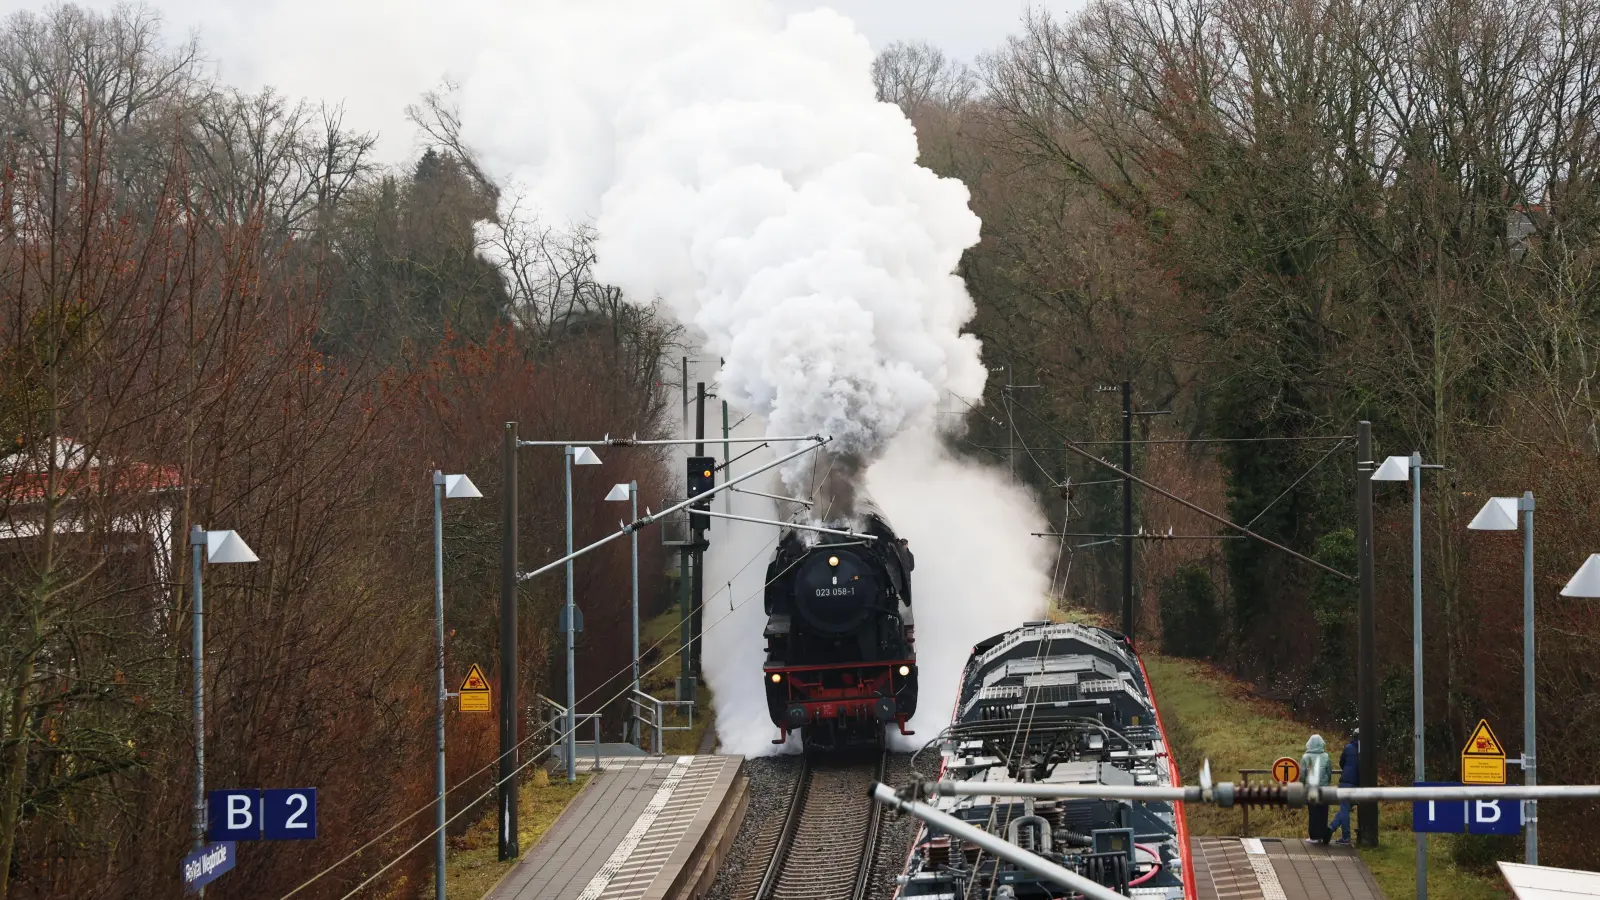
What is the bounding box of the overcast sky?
[0,0,1086,161]
[774,0,1083,60]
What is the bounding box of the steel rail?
[852,752,888,900]
[756,755,810,900]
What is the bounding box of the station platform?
[487,755,746,900]
[1190,836,1384,900]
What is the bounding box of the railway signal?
[687,455,715,525]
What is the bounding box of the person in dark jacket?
[1327,730,1360,845]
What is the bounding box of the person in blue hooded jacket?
[1301,733,1333,844]
[1327,729,1359,845]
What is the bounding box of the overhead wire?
[1003,397,1355,582]
[1243,437,1351,529]
[281,479,814,900]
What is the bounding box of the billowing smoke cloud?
[450,0,1044,752]
[864,434,1050,745]
[696,407,1049,756]
[108,0,1047,752]
[450,0,988,476]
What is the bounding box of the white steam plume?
[698,416,1050,756]
[450,0,1046,754]
[864,434,1050,746]
[119,0,1048,753]
[452,0,988,474]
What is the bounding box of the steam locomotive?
[762,511,917,748]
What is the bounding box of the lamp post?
[1467,491,1536,864]
[188,525,257,891]
[606,481,640,746]
[432,471,481,900]
[564,445,603,781]
[1371,451,1440,900]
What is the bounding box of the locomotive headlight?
[771,673,782,683]
[828,556,839,567]
[898,665,910,676]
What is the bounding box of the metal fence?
[630,690,694,755]
[534,695,602,775]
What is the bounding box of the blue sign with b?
[1411,782,1523,835]
[208,790,261,841]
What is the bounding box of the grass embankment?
[1141,650,1509,899]
[639,604,715,754]
[443,768,591,898]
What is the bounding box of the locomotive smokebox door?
[793,549,879,634]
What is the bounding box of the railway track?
[753,751,887,900]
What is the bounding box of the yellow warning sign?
[1461,718,1507,785]
[459,663,491,713]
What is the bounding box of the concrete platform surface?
[487,755,743,900]
[1190,836,1385,900]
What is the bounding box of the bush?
[1449,832,1522,874]
[1160,564,1219,658]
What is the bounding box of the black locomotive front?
[761,512,917,747]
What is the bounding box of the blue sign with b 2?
[1412,781,1521,835]
[208,788,317,841]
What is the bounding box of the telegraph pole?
[1121,381,1134,640]
[691,382,707,678]
[722,395,731,513]
[1355,421,1379,846]
[1007,366,1016,481]
[498,422,519,860]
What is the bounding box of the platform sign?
[263,788,318,840]
[1468,799,1522,835]
[181,841,235,893]
[208,790,261,841]
[1412,781,1523,835]
[1271,756,1301,784]
[1412,781,1467,833]
[459,663,491,713]
[1461,718,1507,785]
[208,789,319,841]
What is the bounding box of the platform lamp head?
[441,473,483,500]
[1467,497,1520,531]
[202,530,258,564]
[1370,455,1412,482]
[1560,555,1600,598]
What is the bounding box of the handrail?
[628,690,694,755]
[536,695,603,774]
